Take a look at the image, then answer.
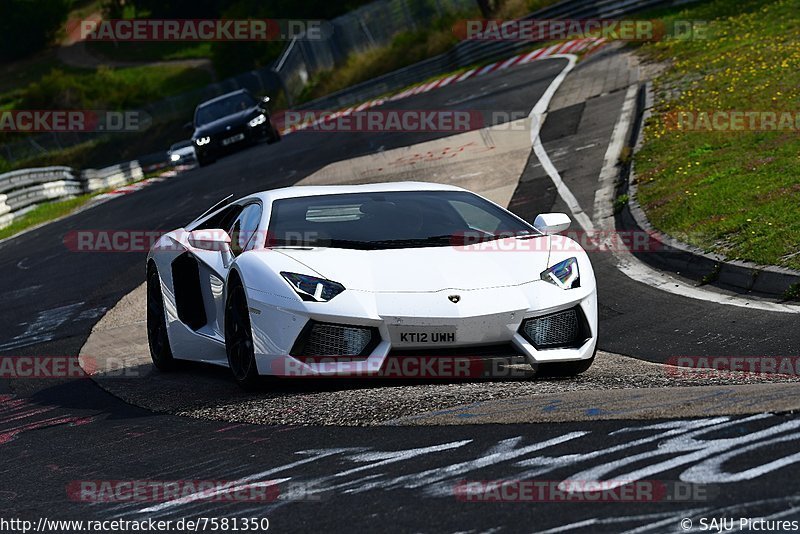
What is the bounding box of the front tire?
[267,124,281,144]
[147,264,177,371]
[224,280,261,390]
[197,152,215,166]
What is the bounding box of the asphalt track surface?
[1,55,800,531]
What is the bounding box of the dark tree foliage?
[475,0,492,17]
[123,0,374,21]
[207,0,376,77]
[122,0,236,18]
[0,0,71,61]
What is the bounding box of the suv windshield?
[195,93,256,126]
[267,190,537,250]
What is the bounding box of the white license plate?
[396,329,456,344]
[222,133,245,146]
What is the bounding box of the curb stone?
[617,81,800,299]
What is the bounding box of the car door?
[169,202,262,346]
[164,203,242,363]
[211,202,263,335]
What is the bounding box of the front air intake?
[520,307,590,349]
[290,321,379,357]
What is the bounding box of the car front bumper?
[245,279,598,377]
[195,124,271,159]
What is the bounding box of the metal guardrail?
[0,72,281,166]
[0,0,697,166]
[81,161,144,192]
[0,166,74,195]
[0,166,79,228]
[272,0,475,107]
[290,0,699,111]
[0,0,708,236]
[0,161,143,229]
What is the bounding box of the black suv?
[189,89,280,166]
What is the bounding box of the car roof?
[197,89,251,108]
[239,182,468,205]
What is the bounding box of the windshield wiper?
[327,239,384,250]
[271,234,538,250]
[269,239,376,250]
[364,235,457,248]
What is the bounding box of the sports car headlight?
[248,114,267,128]
[195,136,211,146]
[541,257,580,289]
[281,272,345,302]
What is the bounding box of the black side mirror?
[183,121,193,131]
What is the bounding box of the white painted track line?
[530,58,800,313]
[528,54,596,233]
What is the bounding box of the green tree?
[0,0,70,61]
[122,0,233,18]
[210,0,375,78]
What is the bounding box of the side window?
[228,203,262,256]
[195,205,242,231]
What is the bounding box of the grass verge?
[634,0,800,270]
[0,194,96,241]
[85,41,213,63]
[13,64,213,111]
[1,118,190,172]
[296,0,562,104]
[0,50,88,98]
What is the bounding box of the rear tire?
[224,279,261,390]
[147,264,177,371]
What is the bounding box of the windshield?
[195,93,256,126]
[267,190,537,250]
[170,140,192,151]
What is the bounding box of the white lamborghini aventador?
[146,182,597,388]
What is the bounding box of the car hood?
[274,237,552,292]
[194,108,262,137]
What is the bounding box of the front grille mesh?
[301,324,374,356]
[523,309,580,348]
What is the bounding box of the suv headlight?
[195,136,211,146]
[541,257,579,289]
[248,114,267,128]
[281,272,345,302]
